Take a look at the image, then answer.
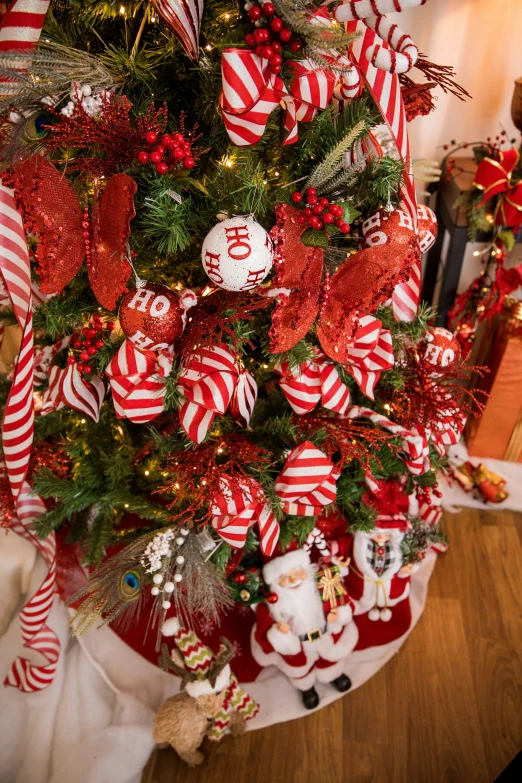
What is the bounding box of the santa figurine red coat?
[251,548,358,710]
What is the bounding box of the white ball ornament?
[162,600,172,609]
[175,555,185,565]
[151,586,160,596]
[164,581,175,593]
[174,573,183,583]
[175,537,185,546]
[201,215,273,291]
[153,573,164,585]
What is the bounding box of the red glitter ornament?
[361,208,418,253]
[233,572,248,584]
[119,282,186,351]
[418,327,461,372]
[416,204,438,254]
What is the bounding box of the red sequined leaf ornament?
[90,174,137,311]
[317,244,410,363]
[268,203,323,353]
[12,155,85,294]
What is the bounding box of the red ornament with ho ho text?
[418,326,461,371]
[201,216,273,291]
[119,282,196,351]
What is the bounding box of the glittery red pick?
[90,174,137,311]
[12,155,85,294]
[268,203,323,353]
[317,245,414,363]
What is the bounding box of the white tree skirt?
[0,529,437,783]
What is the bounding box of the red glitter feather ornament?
[11,156,136,306]
[268,203,412,360]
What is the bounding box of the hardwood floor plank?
[144,510,522,783]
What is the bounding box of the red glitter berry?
[307,195,318,205]
[271,53,282,66]
[312,204,323,215]
[270,17,283,32]
[73,339,83,349]
[79,351,90,362]
[289,40,302,53]
[172,132,184,145]
[279,28,292,42]
[291,192,302,203]
[162,134,173,146]
[271,65,281,74]
[150,151,162,164]
[255,43,264,57]
[137,151,149,164]
[156,162,169,174]
[172,147,184,160]
[248,6,262,21]
[296,214,307,225]
[86,328,97,339]
[306,186,317,197]
[339,223,350,234]
[87,346,97,356]
[67,356,76,365]
[144,131,157,145]
[183,156,195,169]
[271,41,282,53]
[323,212,334,224]
[303,207,312,216]
[262,44,274,59]
[262,3,275,16]
[245,33,255,46]
[95,340,104,349]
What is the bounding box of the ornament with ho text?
[418,327,460,372]
[416,204,438,254]
[201,216,273,292]
[119,282,197,351]
[361,208,418,253]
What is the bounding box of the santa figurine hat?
[263,546,312,587]
[362,477,411,532]
[161,617,231,697]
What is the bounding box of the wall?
[398,0,522,160]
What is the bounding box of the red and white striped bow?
[177,345,240,444]
[211,477,280,556]
[276,317,393,413]
[345,406,431,475]
[211,441,340,555]
[41,363,105,422]
[4,481,60,692]
[220,48,335,147]
[426,409,465,458]
[105,340,172,424]
[275,440,341,516]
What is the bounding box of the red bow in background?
[11,156,137,309]
[473,148,522,227]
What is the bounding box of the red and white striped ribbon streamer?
[0,0,50,96]
[343,315,394,398]
[106,340,171,424]
[177,345,239,444]
[0,182,34,501]
[220,48,335,147]
[229,366,257,427]
[346,19,420,321]
[344,405,431,475]
[4,481,60,692]
[211,477,280,556]
[275,440,341,517]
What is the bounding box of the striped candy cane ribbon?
[276,316,393,413]
[177,345,240,444]
[220,48,336,147]
[344,405,431,475]
[211,441,340,554]
[346,19,420,321]
[4,481,60,692]
[105,340,172,424]
[0,181,34,502]
[0,0,50,97]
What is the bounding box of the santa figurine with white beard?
[251,547,358,709]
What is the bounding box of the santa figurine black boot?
[301,686,320,710]
[331,673,352,692]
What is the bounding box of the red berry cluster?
[245,3,302,73]
[416,485,442,506]
[137,131,195,176]
[67,314,115,375]
[291,188,350,234]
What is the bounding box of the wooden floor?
[142,508,522,783]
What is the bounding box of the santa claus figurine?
[344,479,418,623]
[251,547,358,710]
[345,519,415,621]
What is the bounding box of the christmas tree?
[0,0,475,750]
